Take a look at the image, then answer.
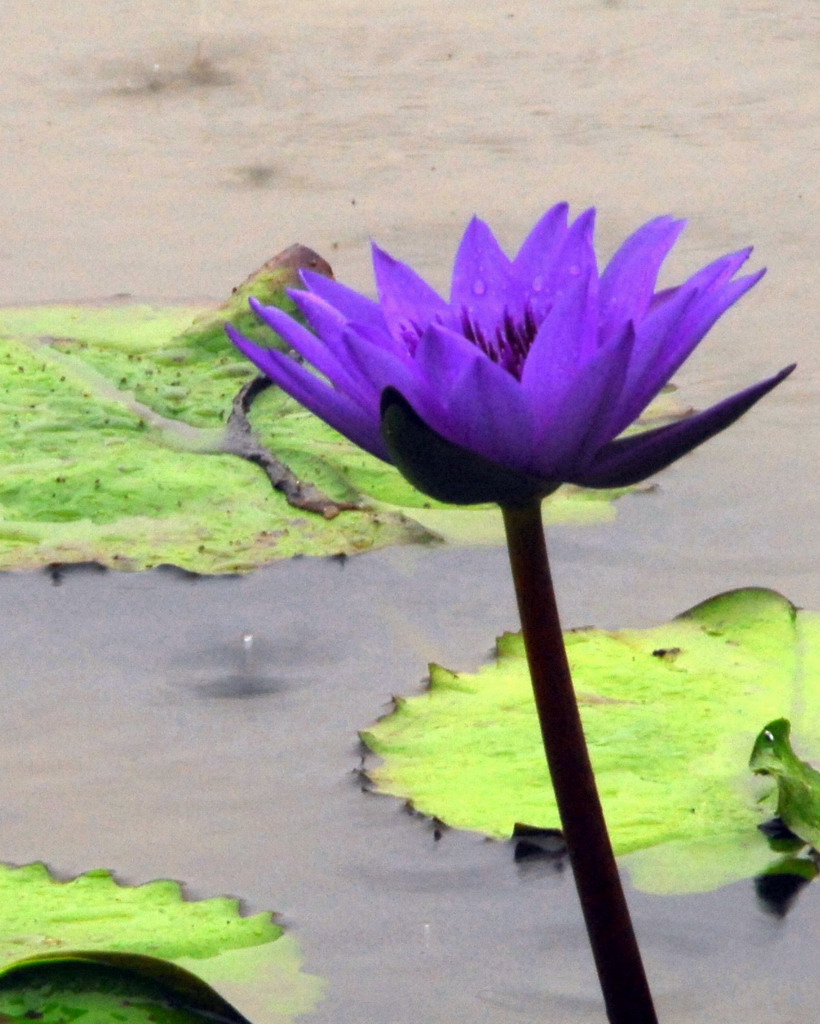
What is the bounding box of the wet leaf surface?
[361,587,820,893]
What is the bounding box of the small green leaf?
[749,718,820,849]
[0,954,250,1023]
[361,588,820,893]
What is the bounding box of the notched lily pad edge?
[355,744,799,897]
[357,587,820,895]
[0,860,283,958]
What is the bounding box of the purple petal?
[288,288,394,346]
[285,290,398,362]
[520,269,599,436]
[225,325,389,460]
[512,202,570,303]
[436,345,537,470]
[568,323,637,462]
[250,299,382,412]
[380,322,534,464]
[629,247,755,380]
[530,325,635,479]
[449,217,518,336]
[610,264,765,435]
[549,208,599,305]
[299,270,387,334]
[413,321,488,393]
[568,365,795,488]
[614,249,758,399]
[371,243,451,346]
[331,322,452,434]
[598,215,686,343]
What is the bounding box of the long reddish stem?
[502,501,658,1024]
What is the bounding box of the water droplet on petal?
[242,633,254,651]
[532,275,544,293]
[568,264,581,276]
[473,279,487,296]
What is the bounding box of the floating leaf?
[0,863,323,1023]
[361,588,820,893]
[0,302,428,571]
[0,256,690,572]
[0,953,251,1024]
[0,862,279,964]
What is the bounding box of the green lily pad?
[360,588,820,894]
[0,863,323,1022]
[0,256,688,572]
[0,953,252,1024]
[0,862,280,963]
[0,302,425,572]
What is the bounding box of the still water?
[0,0,816,598]
[0,0,818,1020]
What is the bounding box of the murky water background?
[0,0,818,1021]
[2,556,820,1023]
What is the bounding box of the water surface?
[0,1,818,1020]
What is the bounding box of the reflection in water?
[228,165,279,189]
[193,631,285,699]
[754,855,819,918]
[105,41,235,96]
[512,823,568,863]
[46,561,109,586]
[754,818,820,917]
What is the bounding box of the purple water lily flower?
[226,204,793,503]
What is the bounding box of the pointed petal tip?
[369,238,390,259]
[461,213,495,241]
[726,246,756,272]
[650,213,687,229]
[248,291,304,320]
[533,200,572,224]
[245,297,292,331]
[563,207,598,252]
[572,361,795,490]
[224,322,265,359]
[299,268,333,291]
[370,239,408,274]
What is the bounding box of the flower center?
[398,305,543,380]
[459,305,540,380]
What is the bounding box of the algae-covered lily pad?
[361,588,820,894]
[0,248,689,573]
[0,953,252,1024]
[0,862,322,1022]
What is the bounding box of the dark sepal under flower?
[226,204,794,504]
[380,386,549,506]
